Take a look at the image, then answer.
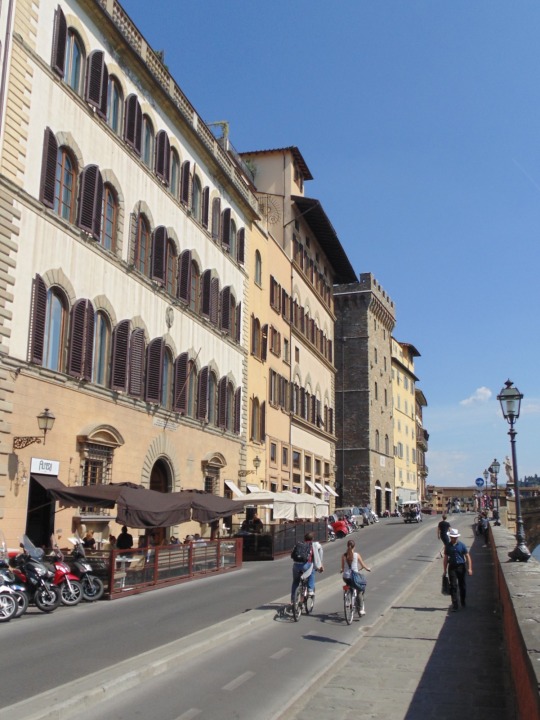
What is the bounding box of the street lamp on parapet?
[489,458,500,526]
[497,380,530,562]
[483,469,489,511]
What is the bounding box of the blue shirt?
[445,540,469,565]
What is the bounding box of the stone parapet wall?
[491,526,540,720]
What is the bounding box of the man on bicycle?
[290,532,324,604]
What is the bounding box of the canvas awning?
[304,480,321,494]
[314,483,327,494]
[246,483,261,493]
[324,484,339,497]
[224,480,244,498]
[31,474,69,492]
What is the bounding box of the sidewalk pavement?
[281,522,516,720]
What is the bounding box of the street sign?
[475,477,484,488]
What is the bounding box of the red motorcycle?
[45,545,84,606]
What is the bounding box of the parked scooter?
[327,524,336,542]
[67,534,105,602]
[46,543,84,606]
[10,535,62,612]
[0,532,28,617]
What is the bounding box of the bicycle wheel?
[304,587,314,615]
[292,586,302,622]
[344,588,354,625]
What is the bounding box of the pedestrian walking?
[443,528,472,611]
[437,514,451,556]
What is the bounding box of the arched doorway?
[375,483,382,516]
[147,458,173,545]
[385,484,392,513]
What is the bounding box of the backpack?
[291,541,312,563]
[481,517,489,529]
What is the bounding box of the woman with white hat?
[443,528,473,611]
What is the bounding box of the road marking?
[271,647,292,659]
[222,671,255,691]
[175,709,201,720]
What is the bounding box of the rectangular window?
[270,442,277,464]
[315,459,321,476]
[292,450,301,469]
[305,455,312,473]
[295,347,300,362]
[283,338,290,364]
[282,447,289,468]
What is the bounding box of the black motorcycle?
[67,534,105,601]
[10,535,61,613]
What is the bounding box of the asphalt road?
[0,516,439,716]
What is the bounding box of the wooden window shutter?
[210,277,219,326]
[128,213,138,267]
[218,376,227,429]
[202,187,210,228]
[237,228,245,264]
[211,198,221,240]
[328,339,333,363]
[151,226,167,283]
[39,128,58,209]
[51,5,67,77]
[145,337,164,403]
[124,94,142,155]
[260,401,266,442]
[201,270,211,317]
[177,250,192,303]
[173,352,188,413]
[329,408,334,434]
[220,286,231,332]
[110,319,130,391]
[180,161,191,205]
[311,396,316,424]
[197,366,209,420]
[221,208,231,250]
[29,274,47,364]
[155,130,171,184]
[128,328,145,397]
[68,299,93,378]
[77,164,104,240]
[85,50,108,118]
[250,316,256,355]
[261,324,268,362]
[235,302,241,343]
[234,386,241,434]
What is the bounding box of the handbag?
[441,573,450,596]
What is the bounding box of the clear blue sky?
[124,0,540,488]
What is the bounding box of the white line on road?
[270,648,292,660]
[222,671,255,691]
[175,709,201,720]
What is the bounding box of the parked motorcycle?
[327,524,336,542]
[10,535,61,612]
[67,534,105,602]
[46,543,84,606]
[0,532,28,617]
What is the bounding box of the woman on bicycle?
[340,539,371,615]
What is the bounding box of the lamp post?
[482,469,489,512]
[497,380,530,562]
[489,458,500,525]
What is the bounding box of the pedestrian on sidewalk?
[443,528,473,611]
[437,514,451,556]
[480,512,490,546]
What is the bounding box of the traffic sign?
[475,477,484,488]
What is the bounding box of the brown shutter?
[29,274,47,364]
[329,408,334,434]
[180,161,191,205]
[237,228,245,265]
[51,5,67,77]
[234,387,241,434]
[39,128,58,209]
[68,299,93,378]
[235,302,241,343]
[261,324,268,362]
[77,164,103,240]
[128,213,137,267]
[85,50,108,117]
[151,226,167,283]
[211,198,221,240]
[220,286,231,331]
[197,366,209,420]
[155,130,171,184]
[260,400,266,442]
[124,94,142,155]
[221,208,231,250]
[128,328,145,397]
[177,250,192,303]
[202,187,210,228]
[210,277,219,326]
[173,352,188,413]
[110,319,130,391]
[145,338,164,403]
[201,270,211,318]
[218,376,227,429]
[328,339,333,363]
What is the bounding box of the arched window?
[255,250,262,285]
[385,434,390,455]
[192,176,202,222]
[186,360,197,418]
[142,115,154,169]
[211,198,221,241]
[189,261,200,314]
[170,150,180,199]
[107,76,123,134]
[55,147,76,222]
[208,372,218,426]
[134,214,151,276]
[101,183,117,252]
[161,348,173,409]
[251,316,261,358]
[375,430,380,452]
[92,311,111,386]
[226,382,235,432]
[64,30,84,93]
[165,239,176,295]
[44,288,67,371]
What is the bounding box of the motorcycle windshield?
[0,530,6,560]
[21,535,45,561]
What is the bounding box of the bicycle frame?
[343,582,364,625]
[292,567,314,621]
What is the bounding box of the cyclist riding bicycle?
[340,539,371,616]
[290,532,324,604]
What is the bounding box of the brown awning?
[31,474,67,491]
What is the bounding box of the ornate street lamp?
[13,408,56,450]
[497,380,530,562]
[489,458,500,525]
